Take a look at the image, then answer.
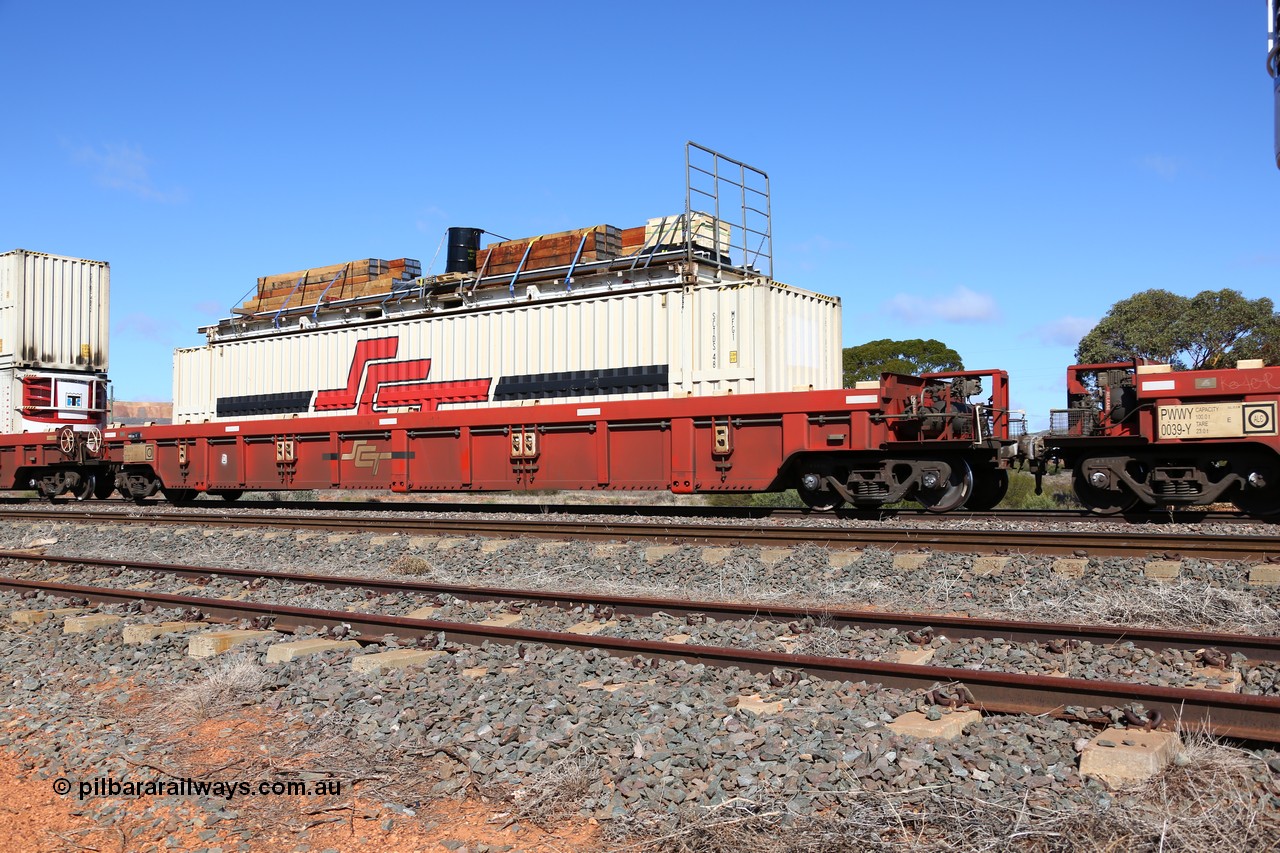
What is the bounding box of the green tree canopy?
[1076,288,1278,370]
[842,338,964,386]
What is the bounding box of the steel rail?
[0,508,1276,560]
[6,550,1277,661]
[3,575,1276,741]
[8,498,1263,526]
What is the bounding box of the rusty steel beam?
[2,575,1277,742]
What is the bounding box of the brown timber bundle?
[474,225,621,277]
[235,257,422,315]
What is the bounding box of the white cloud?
[414,205,450,236]
[194,299,227,317]
[1030,315,1096,347]
[1138,154,1183,180]
[113,312,170,340]
[1231,253,1280,268]
[883,285,1001,324]
[792,234,847,254]
[69,142,185,203]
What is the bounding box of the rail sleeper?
[265,638,360,663]
[887,709,982,740]
[1079,730,1182,788]
[352,648,445,674]
[188,629,276,658]
[63,614,122,634]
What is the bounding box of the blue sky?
[1,2,1274,429]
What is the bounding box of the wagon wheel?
[162,488,199,506]
[73,474,96,502]
[1233,460,1280,517]
[916,459,973,513]
[965,468,1009,511]
[1071,462,1138,515]
[213,490,244,503]
[798,485,845,512]
[57,426,76,457]
[93,478,115,500]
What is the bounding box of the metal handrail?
[563,230,591,291]
[628,216,678,271]
[271,275,307,329]
[508,237,539,295]
[685,142,773,278]
[313,267,350,320]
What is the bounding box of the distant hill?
[111,401,173,425]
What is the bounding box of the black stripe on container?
[492,365,669,401]
[216,391,314,418]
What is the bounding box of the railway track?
[4,495,1269,526]
[3,553,1277,741]
[3,506,1278,560]
[8,550,1277,660]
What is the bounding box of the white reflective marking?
[379,417,398,425]
[104,432,116,438]
[224,425,240,433]
[845,394,878,404]
[577,407,602,416]
[1141,380,1176,391]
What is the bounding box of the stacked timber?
[475,225,621,276]
[232,214,728,318]
[619,214,732,256]
[620,226,646,255]
[235,257,422,315]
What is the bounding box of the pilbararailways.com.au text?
[52,776,343,801]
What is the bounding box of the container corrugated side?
[174,278,841,422]
[0,250,110,371]
[0,368,17,434]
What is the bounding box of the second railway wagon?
[1026,358,1280,516]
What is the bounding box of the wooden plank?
[476,237,616,270]
[257,260,366,289]
[476,250,618,277]
[241,264,423,314]
[482,224,618,249]
[255,258,422,298]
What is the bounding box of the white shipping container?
[173,275,841,422]
[0,250,110,372]
[0,366,108,433]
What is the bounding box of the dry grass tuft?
[605,732,1280,853]
[391,555,435,576]
[710,558,800,603]
[1008,575,1279,635]
[606,791,1104,853]
[1108,728,1279,852]
[502,755,598,828]
[166,654,267,721]
[780,615,849,658]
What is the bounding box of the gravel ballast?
[0,515,1277,850]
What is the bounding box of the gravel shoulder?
[0,518,1277,851]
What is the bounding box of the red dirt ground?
[0,679,603,852]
